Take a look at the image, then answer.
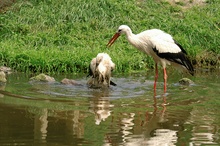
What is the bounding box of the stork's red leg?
[154,63,158,96]
[163,68,167,93]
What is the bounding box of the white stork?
[107,25,194,94]
[87,53,116,87]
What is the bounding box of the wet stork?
[107,25,194,94]
[88,53,116,87]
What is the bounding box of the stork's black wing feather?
[153,47,194,75]
[174,40,187,55]
[110,80,117,86]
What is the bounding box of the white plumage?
[89,58,97,77]
[107,25,194,94]
[87,53,116,87]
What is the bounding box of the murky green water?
[0,70,220,145]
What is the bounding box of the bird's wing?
[150,33,182,54]
[151,36,194,75]
[174,40,187,54]
[151,39,183,65]
[88,58,96,77]
[149,32,188,54]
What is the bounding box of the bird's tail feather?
[165,52,194,76]
[182,55,194,76]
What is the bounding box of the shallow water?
[0,70,220,146]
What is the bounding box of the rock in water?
[30,73,55,82]
[179,78,194,86]
[61,78,82,86]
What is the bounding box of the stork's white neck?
[124,29,151,55]
[123,28,137,46]
[126,32,143,50]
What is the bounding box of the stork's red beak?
[107,33,120,47]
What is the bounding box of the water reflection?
[102,95,176,146]
[0,72,220,145]
[65,109,85,139]
[31,103,87,145]
[187,107,219,145]
[89,89,114,125]
[140,96,178,146]
[0,83,6,98]
[120,113,135,144]
[34,108,48,143]
[147,129,177,146]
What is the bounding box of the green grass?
[0,0,219,74]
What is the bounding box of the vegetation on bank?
[0,0,219,74]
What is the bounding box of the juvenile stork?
[87,53,116,87]
[107,25,194,93]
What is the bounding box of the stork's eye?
[118,29,122,32]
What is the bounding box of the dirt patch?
[0,0,16,13]
[194,50,220,68]
[161,0,206,9]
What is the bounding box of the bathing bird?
[87,53,116,87]
[96,53,115,86]
[107,25,194,93]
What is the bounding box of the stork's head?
[107,25,130,47]
[96,53,104,66]
[117,25,130,35]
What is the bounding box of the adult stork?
[107,25,194,94]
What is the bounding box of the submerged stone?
[61,78,82,86]
[179,78,194,86]
[30,73,55,82]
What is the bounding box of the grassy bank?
[0,0,219,74]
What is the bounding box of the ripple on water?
[1,72,220,146]
[28,76,153,100]
[185,108,219,145]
